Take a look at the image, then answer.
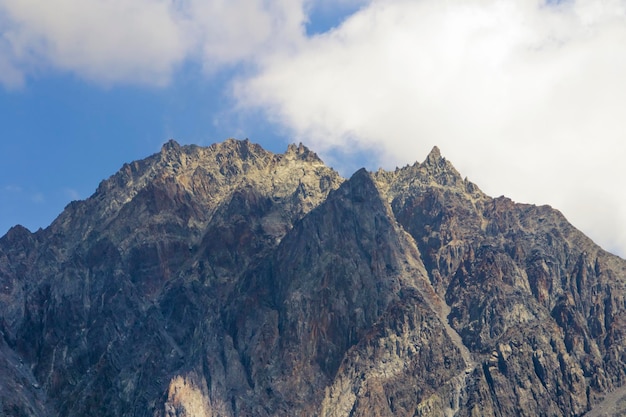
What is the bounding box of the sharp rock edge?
[1,139,625,417]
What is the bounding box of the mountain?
[1,138,625,417]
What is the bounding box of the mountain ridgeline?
[1,139,625,416]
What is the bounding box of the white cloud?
[0,0,624,258]
[235,0,626,257]
[0,0,308,86]
[0,0,191,85]
[184,0,307,71]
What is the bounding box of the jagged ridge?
[0,139,625,417]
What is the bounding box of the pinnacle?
[285,142,323,163]
[422,145,458,176]
[424,146,442,164]
[1,224,32,243]
[383,144,464,189]
[161,139,181,152]
[210,138,269,162]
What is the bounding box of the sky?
[0,0,625,259]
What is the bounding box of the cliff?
[1,139,625,416]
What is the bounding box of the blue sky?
[1,0,625,258]
[0,0,366,235]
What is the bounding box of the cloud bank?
[236,0,626,256]
[1,0,624,257]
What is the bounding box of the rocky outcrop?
[1,139,625,416]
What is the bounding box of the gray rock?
[1,139,625,416]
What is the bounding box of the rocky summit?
[1,139,626,417]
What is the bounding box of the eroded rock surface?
[1,139,625,416]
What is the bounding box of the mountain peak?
[161,139,181,152]
[285,142,323,163]
[419,145,464,186]
[375,145,465,193]
[2,138,625,417]
[209,138,271,164]
[422,145,446,168]
[426,145,442,161]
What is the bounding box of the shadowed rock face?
[1,139,625,417]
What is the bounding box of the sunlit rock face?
[1,139,625,417]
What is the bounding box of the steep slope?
[1,139,626,417]
[220,168,470,416]
[376,147,626,416]
[0,139,343,416]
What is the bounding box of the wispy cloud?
[30,191,44,203]
[3,184,45,204]
[63,187,81,201]
[3,184,23,193]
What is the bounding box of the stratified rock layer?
[1,139,625,417]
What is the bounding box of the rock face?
[1,138,625,416]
